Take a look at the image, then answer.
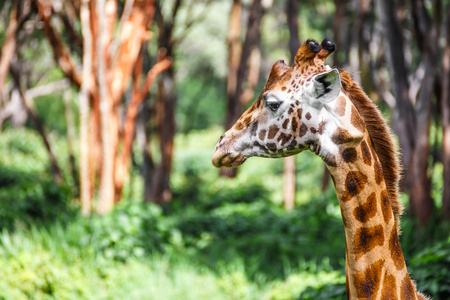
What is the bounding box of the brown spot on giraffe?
[267,143,277,152]
[277,132,291,146]
[341,171,368,202]
[332,127,354,145]
[360,140,372,166]
[353,225,384,260]
[281,86,287,91]
[401,274,416,300]
[287,139,297,151]
[341,147,357,163]
[259,129,266,140]
[243,115,253,126]
[380,190,392,223]
[374,157,384,184]
[235,121,244,131]
[351,105,365,133]
[381,273,398,300]
[282,118,289,129]
[310,127,317,134]
[296,108,303,120]
[268,125,279,139]
[291,117,298,133]
[353,259,383,299]
[298,123,308,137]
[335,95,346,116]
[246,105,256,114]
[318,121,326,135]
[389,228,405,271]
[305,112,311,120]
[353,192,377,223]
[288,107,294,114]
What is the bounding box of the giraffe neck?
[325,131,420,300]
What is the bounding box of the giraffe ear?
[311,69,341,104]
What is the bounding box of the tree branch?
[10,65,63,184]
[36,0,82,88]
[0,0,20,105]
[110,0,156,104]
[25,79,70,99]
[79,0,93,216]
[115,50,172,199]
[171,0,214,45]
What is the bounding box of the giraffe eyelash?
[266,100,281,111]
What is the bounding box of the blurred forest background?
[0,0,450,299]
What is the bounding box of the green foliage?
[0,199,346,299]
[409,241,450,299]
[82,202,178,261]
[176,76,226,133]
[400,215,450,300]
[0,128,75,230]
[298,283,347,300]
[34,92,72,136]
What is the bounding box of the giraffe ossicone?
[212,38,430,300]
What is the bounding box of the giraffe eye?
[266,100,281,111]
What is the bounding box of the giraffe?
[212,39,429,300]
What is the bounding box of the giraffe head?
[212,39,365,168]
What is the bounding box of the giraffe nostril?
[218,134,225,145]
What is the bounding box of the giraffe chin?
[212,151,246,168]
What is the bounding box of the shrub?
[409,241,450,299]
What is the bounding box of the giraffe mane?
[339,70,404,221]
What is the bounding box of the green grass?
[0,217,345,300]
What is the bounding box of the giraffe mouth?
[212,150,246,168]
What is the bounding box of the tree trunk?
[333,0,348,66]
[408,0,439,225]
[141,98,155,203]
[10,67,63,184]
[286,0,300,65]
[150,70,176,203]
[283,0,300,210]
[232,0,263,123]
[219,0,242,179]
[225,0,242,128]
[283,157,295,210]
[63,89,78,190]
[442,7,450,219]
[79,0,93,216]
[375,0,416,172]
[0,0,19,107]
[115,50,171,200]
[221,0,264,178]
[409,60,435,225]
[96,0,115,215]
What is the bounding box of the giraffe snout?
[211,149,245,168]
[212,134,246,168]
